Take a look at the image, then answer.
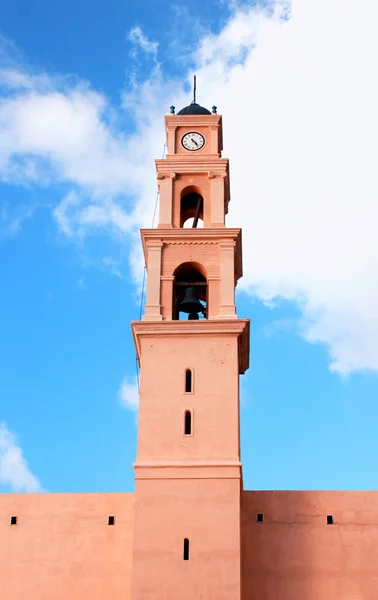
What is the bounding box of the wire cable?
[135,141,167,393]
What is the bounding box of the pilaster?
[157,173,176,228]
[143,240,163,321]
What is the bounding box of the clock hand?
[191,138,198,146]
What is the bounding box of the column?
[158,173,175,228]
[209,172,226,227]
[143,241,163,321]
[209,124,219,155]
[167,125,177,155]
[219,240,236,318]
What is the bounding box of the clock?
[182,132,205,151]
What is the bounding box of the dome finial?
[177,76,212,115]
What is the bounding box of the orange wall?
[132,478,241,600]
[137,334,240,462]
[0,493,134,600]
[242,490,378,600]
[3,489,378,599]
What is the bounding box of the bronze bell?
[179,286,205,320]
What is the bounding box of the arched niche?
[172,261,207,320]
[180,185,204,228]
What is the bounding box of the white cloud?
[0,201,36,236]
[184,0,378,376]
[0,67,51,91]
[1,1,378,375]
[102,257,124,279]
[118,376,139,411]
[0,421,42,492]
[128,26,159,57]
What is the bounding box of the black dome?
[177,102,211,116]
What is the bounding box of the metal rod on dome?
[193,75,196,104]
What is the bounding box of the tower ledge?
[131,318,250,374]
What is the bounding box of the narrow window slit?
[10,516,17,525]
[327,515,333,525]
[108,516,115,525]
[184,411,192,435]
[185,369,192,393]
[183,538,190,560]
[256,513,264,523]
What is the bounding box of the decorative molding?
[155,158,229,175]
[133,459,242,480]
[220,240,236,249]
[165,114,222,127]
[140,227,243,283]
[134,473,241,481]
[135,460,242,468]
[146,240,164,250]
[156,171,177,181]
[164,240,218,246]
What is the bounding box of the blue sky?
[1,0,378,493]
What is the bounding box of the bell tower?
[131,95,250,600]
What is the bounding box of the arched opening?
[180,187,204,228]
[184,410,192,435]
[183,538,190,560]
[185,369,193,393]
[173,262,207,320]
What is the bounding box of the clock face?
[182,132,205,151]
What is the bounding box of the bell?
[179,286,204,320]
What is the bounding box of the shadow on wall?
[241,490,378,600]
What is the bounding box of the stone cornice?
[165,240,218,245]
[155,157,229,176]
[135,460,242,467]
[140,227,243,281]
[164,114,222,129]
[131,318,250,374]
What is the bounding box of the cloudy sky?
[1,0,378,493]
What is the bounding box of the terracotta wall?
[132,478,242,600]
[0,493,134,600]
[137,333,240,462]
[241,490,378,600]
[3,488,378,599]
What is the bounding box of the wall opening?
[173,262,207,320]
[185,369,193,393]
[108,516,115,525]
[256,513,264,523]
[327,515,334,525]
[183,538,190,560]
[184,410,192,435]
[181,191,204,228]
[10,516,17,525]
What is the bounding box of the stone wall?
[241,490,378,600]
[0,493,134,600]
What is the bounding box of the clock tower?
[131,97,250,600]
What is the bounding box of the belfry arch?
[172,262,207,320]
[180,185,204,228]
